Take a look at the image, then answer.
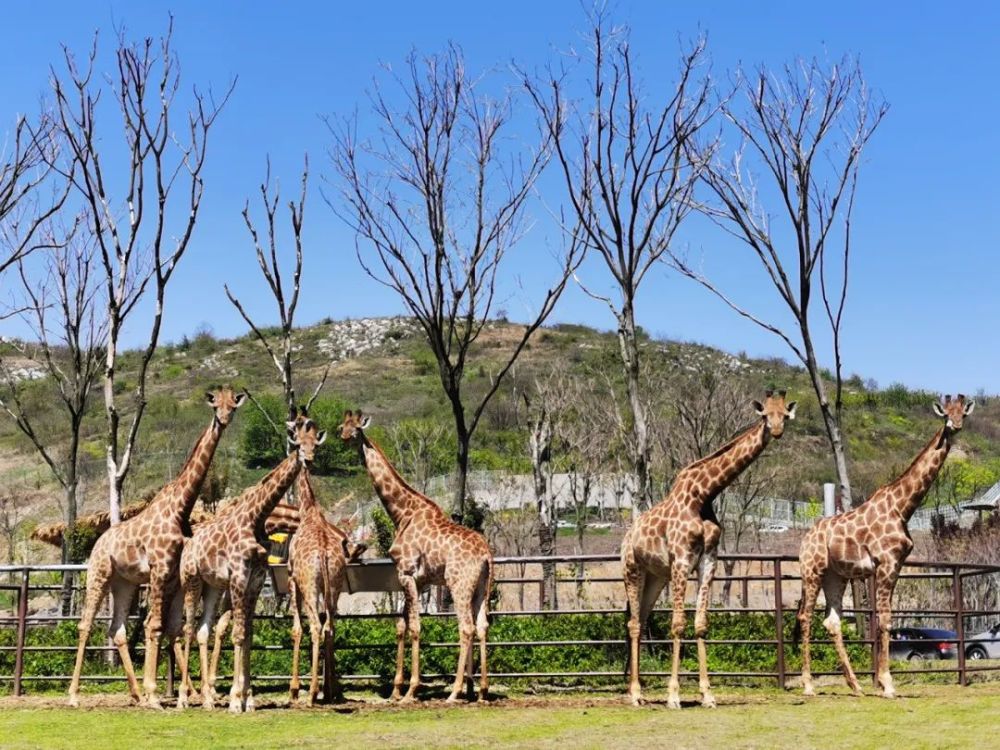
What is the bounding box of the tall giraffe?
[621,390,796,708]
[67,387,245,709]
[339,410,494,703]
[288,470,367,706]
[796,394,975,699]
[177,407,326,713]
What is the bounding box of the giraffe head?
[932,394,975,433]
[285,406,327,466]
[338,409,372,446]
[341,537,368,563]
[205,386,246,427]
[752,389,797,439]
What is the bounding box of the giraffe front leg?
[667,561,690,710]
[228,582,249,714]
[874,562,902,699]
[797,576,822,697]
[399,575,422,703]
[141,572,170,710]
[390,601,408,701]
[694,550,717,708]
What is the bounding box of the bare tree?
[225,157,332,426]
[44,20,234,521]
[0,489,30,568]
[525,372,564,609]
[0,113,68,280]
[0,219,104,608]
[331,45,583,516]
[385,418,450,495]
[521,13,715,509]
[673,58,887,506]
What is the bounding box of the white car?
[965,622,1000,660]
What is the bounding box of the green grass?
[1,684,998,749]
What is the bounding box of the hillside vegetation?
[2,316,998,562]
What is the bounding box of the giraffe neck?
[161,418,225,524]
[236,453,303,532]
[886,426,952,521]
[357,435,442,528]
[295,470,327,524]
[682,421,770,504]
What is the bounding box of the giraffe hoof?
[68,695,80,709]
[666,696,681,710]
[445,693,460,704]
[701,694,717,709]
[803,686,816,697]
[228,702,243,715]
[202,700,215,712]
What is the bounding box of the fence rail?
[2,553,999,697]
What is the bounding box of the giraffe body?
[796,394,974,699]
[67,387,244,709]
[287,471,367,705]
[176,408,326,713]
[340,411,494,703]
[621,391,795,708]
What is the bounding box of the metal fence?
[2,553,999,697]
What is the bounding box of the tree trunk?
[801,328,854,506]
[616,305,653,510]
[721,559,737,609]
[60,469,78,617]
[446,384,471,519]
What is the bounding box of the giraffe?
[160,500,302,704]
[177,407,326,713]
[795,394,975,699]
[339,410,494,703]
[287,469,368,706]
[67,387,245,709]
[621,390,796,708]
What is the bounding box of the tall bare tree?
[226,158,332,426]
[0,113,70,285]
[522,14,715,509]
[673,58,887,506]
[0,219,104,607]
[332,45,583,516]
[43,20,233,521]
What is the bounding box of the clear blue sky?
[1,1,997,394]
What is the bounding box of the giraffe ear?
[205,391,216,405]
[752,400,765,416]
[315,430,328,445]
[360,415,372,430]
[233,392,247,408]
[785,401,797,420]
[932,402,947,418]
[964,400,976,415]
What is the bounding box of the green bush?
[4,610,872,692]
[238,393,356,474]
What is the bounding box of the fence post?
[773,558,786,689]
[13,568,30,697]
[868,575,879,687]
[952,567,967,687]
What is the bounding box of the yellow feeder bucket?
[268,531,290,595]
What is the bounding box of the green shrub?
[238,393,356,474]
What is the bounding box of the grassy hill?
[2,316,999,562]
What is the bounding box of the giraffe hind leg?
[822,572,862,695]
